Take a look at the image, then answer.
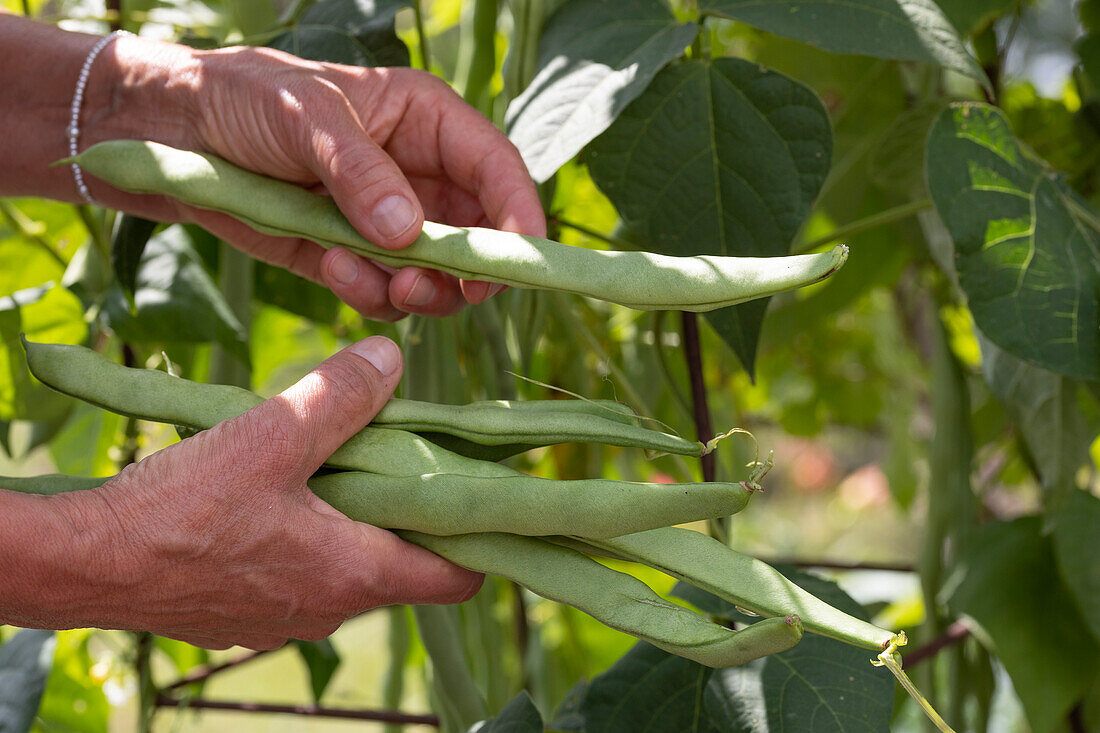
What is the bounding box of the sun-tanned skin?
[0,13,545,649]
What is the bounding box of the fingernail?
[485,283,506,299]
[348,336,401,375]
[328,249,359,285]
[403,273,436,307]
[372,195,417,238]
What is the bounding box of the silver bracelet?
[68,29,132,206]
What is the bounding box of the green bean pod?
[68,140,849,312]
[366,398,702,456]
[23,341,704,460]
[308,471,753,538]
[400,531,803,668]
[0,474,107,495]
[577,528,895,651]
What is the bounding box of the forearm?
[0,14,201,200]
[0,488,112,629]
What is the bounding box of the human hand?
[45,337,481,649]
[81,35,546,320]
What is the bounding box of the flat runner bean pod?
[576,528,895,651]
[308,471,753,537]
[362,398,703,456]
[1,473,801,668]
[68,140,849,312]
[399,531,804,668]
[24,341,705,460]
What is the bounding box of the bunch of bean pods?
[5,341,903,670]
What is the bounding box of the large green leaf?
[0,629,55,733]
[1052,490,1100,645]
[570,641,733,732]
[102,226,249,365]
[254,262,341,324]
[935,0,1019,35]
[674,569,893,733]
[1078,33,1100,90]
[474,690,544,732]
[505,0,697,183]
[943,517,1100,733]
[926,103,1100,380]
[698,0,987,87]
[269,0,411,67]
[294,639,341,703]
[587,58,832,375]
[0,284,83,422]
[110,214,159,306]
[978,334,1092,499]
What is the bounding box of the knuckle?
[236,415,309,473]
[337,153,400,199]
[315,356,384,408]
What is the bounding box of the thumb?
[308,122,424,249]
[238,336,404,483]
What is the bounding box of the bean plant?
[1,0,1099,732]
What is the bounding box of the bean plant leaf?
[1078,33,1100,90]
[698,0,988,88]
[473,690,544,732]
[110,214,158,307]
[926,103,1100,380]
[674,568,893,733]
[254,263,341,324]
[1051,490,1100,645]
[978,333,1092,498]
[269,0,411,67]
[0,284,84,422]
[102,226,250,366]
[294,639,341,703]
[935,0,1020,35]
[505,0,697,183]
[588,58,832,375]
[571,641,734,732]
[943,517,1100,733]
[0,629,56,733]
[868,99,950,196]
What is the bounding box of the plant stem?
[794,199,933,254]
[0,201,67,267]
[681,312,725,542]
[382,607,411,733]
[412,0,432,71]
[135,633,155,733]
[75,205,111,261]
[761,558,915,573]
[651,311,694,422]
[681,313,715,482]
[455,0,498,114]
[162,650,272,692]
[153,696,440,725]
[208,242,252,389]
[552,292,696,481]
[901,621,970,670]
[412,605,489,731]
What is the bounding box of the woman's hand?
[1,17,545,320]
[36,337,481,649]
[94,38,545,320]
